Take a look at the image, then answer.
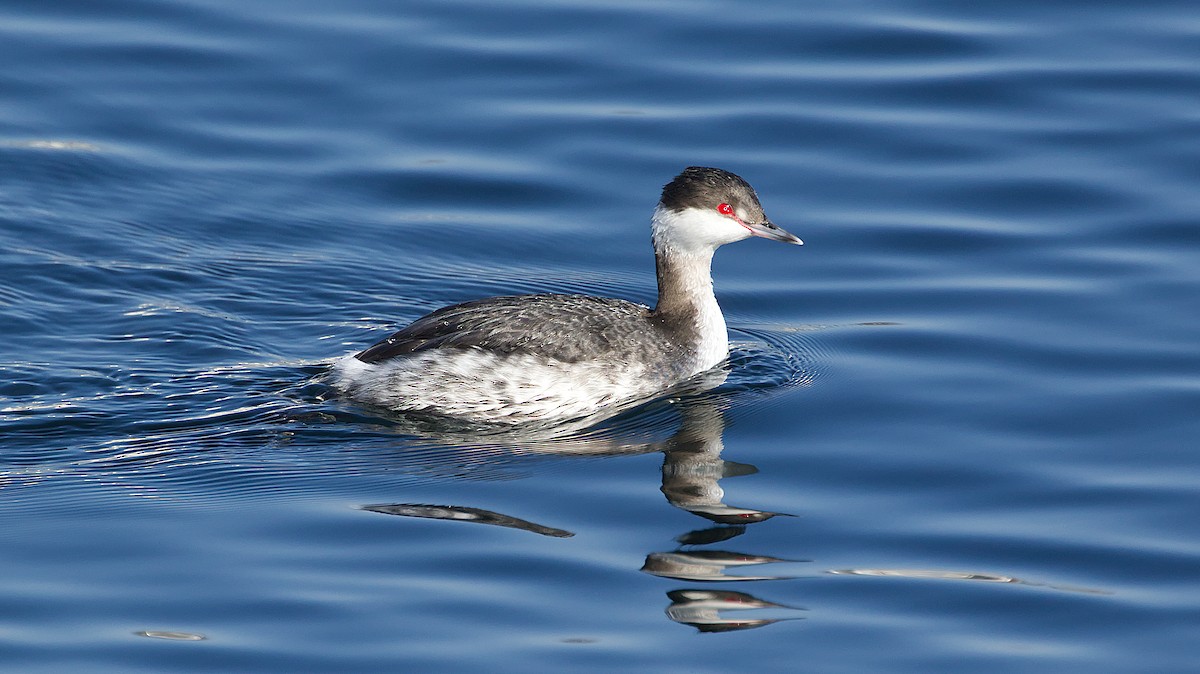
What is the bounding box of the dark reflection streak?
[676,525,746,546]
[360,503,574,538]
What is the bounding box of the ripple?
[2,0,1197,668]
[0,316,830,511]
[133,630,207,642]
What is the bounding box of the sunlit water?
[2,0,1198,672]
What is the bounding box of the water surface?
[2,0,1198,672]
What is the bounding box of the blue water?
[2,0,1198,671]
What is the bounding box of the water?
[2,0,1198,671]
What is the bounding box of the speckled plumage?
[331,167,801,425]
[355,294,678,366]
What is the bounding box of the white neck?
[651,207,729,371]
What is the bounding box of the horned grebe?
[331,167,802,424]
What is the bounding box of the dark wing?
[355,294,655,364]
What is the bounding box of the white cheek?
[652,206,750,251]
[697,212,752,246]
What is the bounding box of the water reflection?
[637,400,801,630]
[361,394,802,632]
[828,568,1111,595]
[641,550,795,582]
[664,590,806,633]
[659,403,786,525]
[133,630,207,641]
[675,526,748,546]
[360,503,574,538]
[355,391,1103,634]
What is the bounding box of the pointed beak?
[744,219,803,245]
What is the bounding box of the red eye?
[717,203,733,216]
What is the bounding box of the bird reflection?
[664,590,806,633]
[641,550,795,582]
[358,390,799,632]
[354,387,1111,632]
[359,396,790,532]
[639,401,800,630]
[658,402,786,524]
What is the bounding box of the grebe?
[331,167,802,424]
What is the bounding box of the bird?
[331,166,802,425]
